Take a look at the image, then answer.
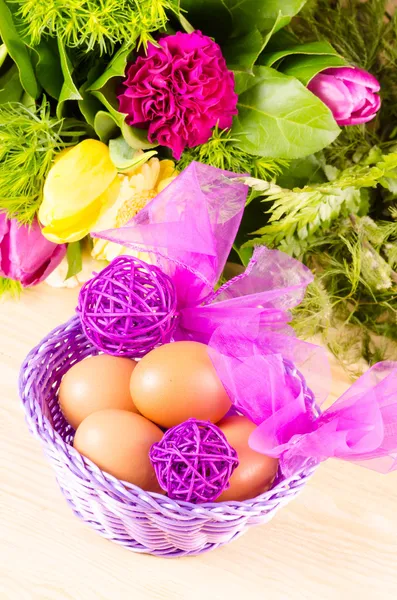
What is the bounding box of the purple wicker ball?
[149,419,239,504]
[77,255,178,358]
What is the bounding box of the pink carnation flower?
[118,31,238,159]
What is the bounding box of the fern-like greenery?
[15,0,179,53]
[178,127,289,182]
[292,215,397,373]
[0,101,80,224]
[241,145,397,369]
[245,152,397,256]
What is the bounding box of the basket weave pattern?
[19,316,318,557]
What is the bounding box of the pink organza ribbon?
[209,326,397,476]
[93,162,329,400]
[92,162,397,477]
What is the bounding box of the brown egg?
[73,409,163,492]
[59,354,138,429]
[129,341,231,428]
[217,415,279,502]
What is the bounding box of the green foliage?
[0,277,22,298]
[232,66,340,159]
[66,241,83,280]
[87,43,157,149]
[0,100,81,223]
[292,215,397,372]
[260,40,347,84]
[0,64,24,103]
[245,152,397,255]
[15,0,179,53]
[32,39,64,99]
[225,0,306,38]
[108,136,157,171]
[224,15,283,77]
[178,126,288,182]
[57,38,83,118]
[0,0,39,98]
[179,0,306,42]
[292,0,389,70]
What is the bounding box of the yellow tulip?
[92,158,177,262]
[39,140,120,244]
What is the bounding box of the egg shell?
[129,341,231,429]
[73,409,163,492]
[217,415,279,502]
[59,354,138,429]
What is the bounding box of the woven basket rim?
[19,315,320,517]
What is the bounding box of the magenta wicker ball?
[77,255,178,358]
[149,419,239,504]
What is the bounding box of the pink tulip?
[0,213,66,287]
[308,66,381,126]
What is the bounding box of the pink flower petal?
[343,80,368,112]
[338,112,378,126]
[308,73,354,121]
[0,215,66,287]
[358,93,381,117]
[322,66,380,92]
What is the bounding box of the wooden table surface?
[2,284,397,600]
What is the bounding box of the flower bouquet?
[1,0,396,369]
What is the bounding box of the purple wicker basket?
[19,316,319,557]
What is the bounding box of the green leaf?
[91,78,158,149]
[226,0,307,37]
[88,43,158,150]
[32,39,63,99]
[282,54,347,85]
[227,14,284,94]
[181,0,306,41]
[90,76,157,149]
[0,0,39,98]
[233,69,255,95]
[260,41,342,67]
[259,39,348,85]
[109,136,157,171]
[66,241,83,280]
[179,0,233,42]
[232,66,340,159]
[94,110,119,143]
[225,28,266,70]
[277,155,326,188]
[224,12,283,73]
[77,66,105,128]
[178,12,195,34]
[57,38,82,119]
[0,64,23,103]
[78,85,103,128]
[88,43,133,93]
[90,78,123,125]
[21,91,35,109]
[121,121,158,150]
[265,29,299,52]
[0,44,7,69]
[233,243,253,267]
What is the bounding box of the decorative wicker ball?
[149,419,239,504]
[77,255,178,358]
